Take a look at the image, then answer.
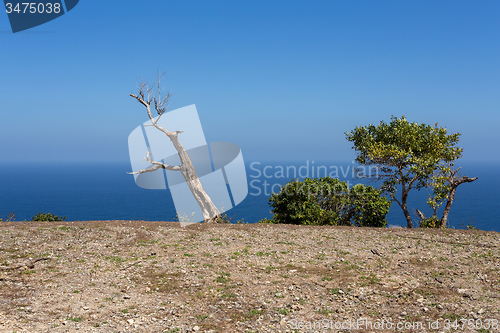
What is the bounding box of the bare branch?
[127,151,181,175]
[415,209,427,221]
[127,164,163,175]
[130,74,175,136]
[0,257,50,271]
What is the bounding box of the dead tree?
[128,74,221,223]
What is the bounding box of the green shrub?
[31,212,66,222]
[267,177,391,227]
[419,216,441,228]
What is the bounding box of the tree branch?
[453,175,478,186]
[127,151,181,174]
[415,209,427,221]
[130,92,175,137]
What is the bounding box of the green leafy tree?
[346,115,476,228]
[266,177,391,227]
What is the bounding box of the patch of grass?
[165,328,180,333]
[316,308,334,315]
[221,292,236,299]
[247,308,264,319]
[277,308,289,315]
[255,251,274,257]
[215,271,231,284]
[359,273,381,286]
[66,316,82,322]
[275,241,296,245]
[334,249,350,256]
[328,288,343,295]
[104,256,126,265]
[441,313,461,321]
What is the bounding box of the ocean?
[0,161,498,232]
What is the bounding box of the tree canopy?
[345,116,465,228]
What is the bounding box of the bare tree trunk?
[129,77,221,223]
[440,175,478,228]
[168,132,221,223]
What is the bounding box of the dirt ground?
[0,221,499,333]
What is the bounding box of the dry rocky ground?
[0,221,499,333]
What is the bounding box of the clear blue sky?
[1,0,499,164]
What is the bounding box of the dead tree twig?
[0,257,50,271]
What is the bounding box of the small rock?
[193,326,200,331]
[478,308,484,314]
[127,319,134,325]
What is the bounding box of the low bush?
[266,177,390,227]
[31,212,66,222]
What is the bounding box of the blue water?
[0,161,498,232]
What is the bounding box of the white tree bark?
[129,78,221,223]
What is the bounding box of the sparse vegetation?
[0,221,497,332]
[31,212,66,222]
